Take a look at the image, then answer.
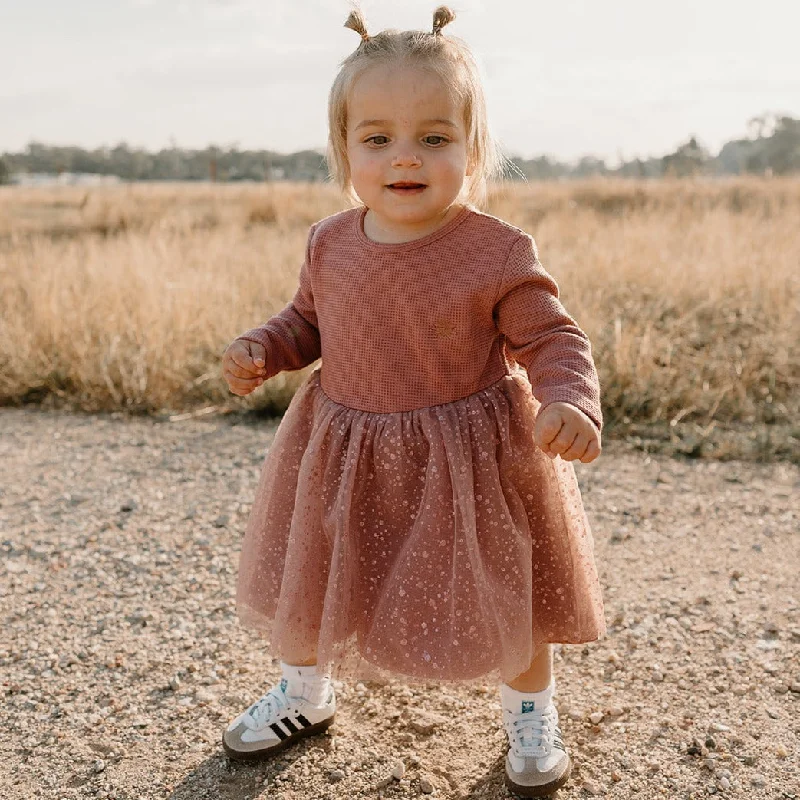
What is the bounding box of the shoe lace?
[507,706,556,759]
[245,687,289,730]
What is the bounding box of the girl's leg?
[501,644,570,794]
[506,644,552,692]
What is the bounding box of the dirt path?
[1,408,797,800]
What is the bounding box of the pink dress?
[234,205,605,686]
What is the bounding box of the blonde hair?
[327,6,506,209]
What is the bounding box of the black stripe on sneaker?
[269,723,289,741]
[281,717,300,734]
[296,713,312,728]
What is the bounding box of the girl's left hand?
[534,402,601,463]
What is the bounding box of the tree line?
[1,114,798,185]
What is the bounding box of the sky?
[1,0,799,163]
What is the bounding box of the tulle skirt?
[235,367,605,686]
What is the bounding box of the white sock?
[499,678,555,714]
[279,661,332,706]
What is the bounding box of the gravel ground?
[1,407,798,800]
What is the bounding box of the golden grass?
[1,178,797,461]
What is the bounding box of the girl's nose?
[391,151,422,168]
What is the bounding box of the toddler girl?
[221,7,604,797]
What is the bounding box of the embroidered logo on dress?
[280,678,288,693]
[521,701,535,713]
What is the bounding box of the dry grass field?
[1,178,797,461]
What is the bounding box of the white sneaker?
[503,700,571,797]
[222,681,336,761]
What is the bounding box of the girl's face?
[345,63,470,238]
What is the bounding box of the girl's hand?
[534,402,601,463]
[222,339,268,396]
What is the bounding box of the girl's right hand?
[222,339,268,396]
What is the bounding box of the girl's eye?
[423,135,448,146]
[365,135,389,146]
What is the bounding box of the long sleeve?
[236,227,321,378]
[493,235,603,432]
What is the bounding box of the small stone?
[750,774,766,787]
[649,725,664,742]
[93,759,106,774]
[409,710,447,735]
[589,711,604,725]
[740,754,757,766]
[120,500,137,513]
[718,777,731,791]
[328,769,345,783]
[169,676,181,691]
[194,688,215,704]
[419,776,434,794]
[213,515,229,528]
[687,739,704,756]
[391,762,405,780]
[610,770,622,782]
[790,681,800,693]
[709,722,730,733]
[582,778,601,795]
[607,706,624,717]
[705,736,717,750]
[568,709,583,721]
[651,671,664,683]
[775,743,788,759]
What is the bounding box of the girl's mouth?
[387,182,427,195]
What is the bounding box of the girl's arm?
[236,227,321,378]
[493,235,603,432]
